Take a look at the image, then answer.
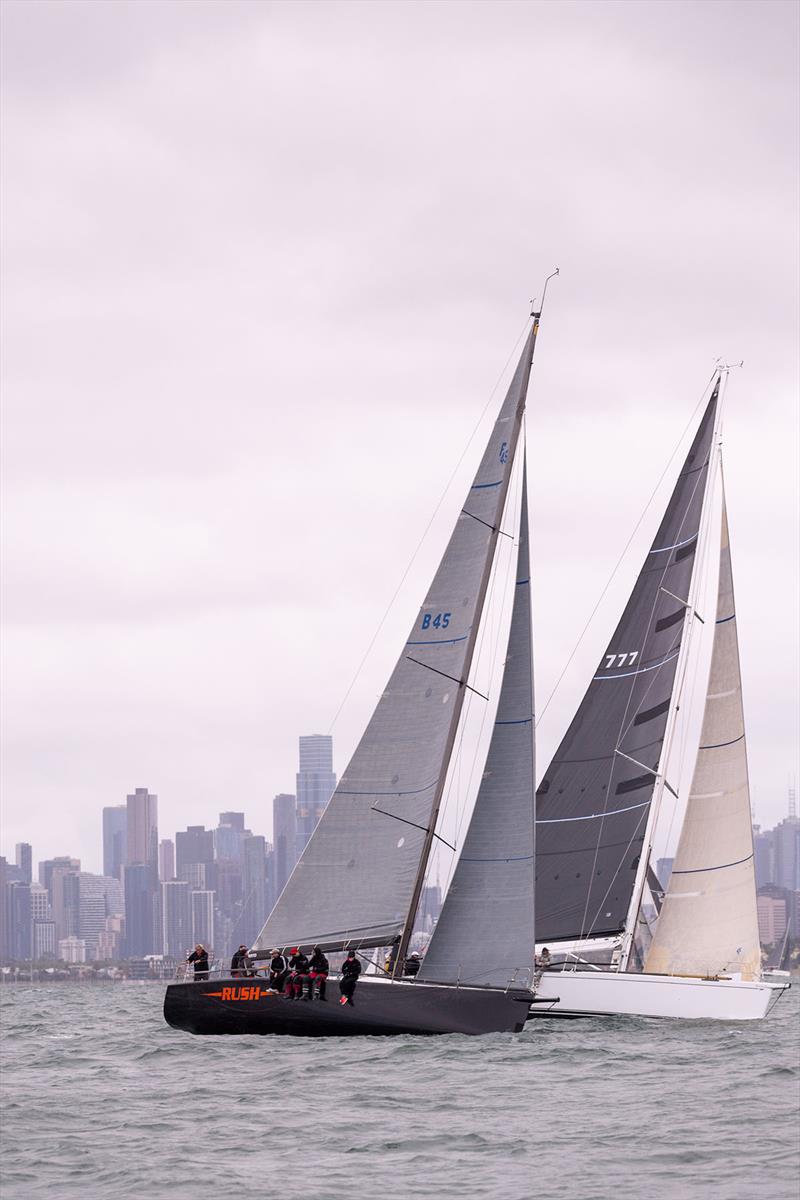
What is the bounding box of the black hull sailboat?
[164,290,554,1039]
[163,977,531,1037]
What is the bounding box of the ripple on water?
[1,983,798,1200]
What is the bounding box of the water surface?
[2,982,798,1199]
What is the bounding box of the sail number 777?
[604,651,639,668]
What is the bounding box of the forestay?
[419,462,535,988]
[644,490,761,980]
[535,383,719,944]
[255,324,539,954]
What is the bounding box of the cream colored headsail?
[645,486,761,980]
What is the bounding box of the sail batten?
[255,324,539,956]
[535,383,720,944]
[644,489,760,980]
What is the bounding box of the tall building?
[50,866,81,942]
[39,856,80,896]
[33,921,56,959]
[159,839,175,881]
[215,813,248,863]
[296,735,336,856]
[160,880,191,959]
[124,863,156,957]
[176,826,215,883]
[4,881,32,960]
[15,843,32,884]
[30,883,51,922]
[753,825,775,889]
[191,890,215,951]
[273,793,297,898]
[773,817,800,891]
[102,806,128,880]
[757,888,788,946]
[126,788,158,880]
[241,836,268,946]
[78,874,124,960]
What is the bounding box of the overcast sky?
[1,0,798,875]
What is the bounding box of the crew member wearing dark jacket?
[403,952,421,976]
[268,950,288,993]
[187,944,209,981]
[230,945,251,977]
[307,946,329,1000]
[285,949,310,999]
[338,950,361,1006]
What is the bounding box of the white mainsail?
[644,487,761,979]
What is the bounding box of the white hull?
[531,969,789,1021]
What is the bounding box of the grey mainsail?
[419,459,535,987]
[256,323,540,954]
[535,382,719,944]
[644,487,761,979]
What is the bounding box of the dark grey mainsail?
[535,382,719,944]
[256,322,540,955]
[419,460,535,987]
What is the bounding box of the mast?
[618,372,726,971]
[394,314,543,972]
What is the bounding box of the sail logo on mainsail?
[499,441,509,463]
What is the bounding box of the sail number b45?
[421,612,452,630]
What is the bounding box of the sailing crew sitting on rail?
[285,948,310,999]
[187,944,209,981]
[403,952,421,977]
[307,946,329,1000]
[536,948,551,970]
[268,949,288,992]
[231,945,252,977]
[338,950,361,1006]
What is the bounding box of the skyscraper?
[160,880,191,959]
[773,817,800,890]
[273,793,297,898]
[295,735,336,856]
[241,836,268,947]
[78,874,124,960]
[214,813,248,863]
[126,788,158,880]
[191,890,215,951]
[15,843,32,885]
[124,863,155,957]
[5,882,32,960]
[159,839,175,881]
[176,826,214,883]
[103,806,128,880]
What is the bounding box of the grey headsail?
[419,458,535,987]
[535,381,719,944]
[255,323,540,954]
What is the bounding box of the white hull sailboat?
[530,369,790,1021]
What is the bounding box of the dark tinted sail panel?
[255,325,539,955]
[535,383,718,943]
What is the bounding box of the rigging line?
[326,317,531,735]
[535,367,720,732]
[370,806,457,853]
[404,656,489,701]
[574,379,719,944]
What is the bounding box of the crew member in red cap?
[284,947,310,999]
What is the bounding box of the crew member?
[285,947,310,999]
[338,949,361,1006]
[403,951,421,977]
[230,945,251,977]
[269,949,288,993]
[187,944,209,981]
[537,947,551,970]
[307,946,329,1001]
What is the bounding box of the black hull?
[163,977,531,1037]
